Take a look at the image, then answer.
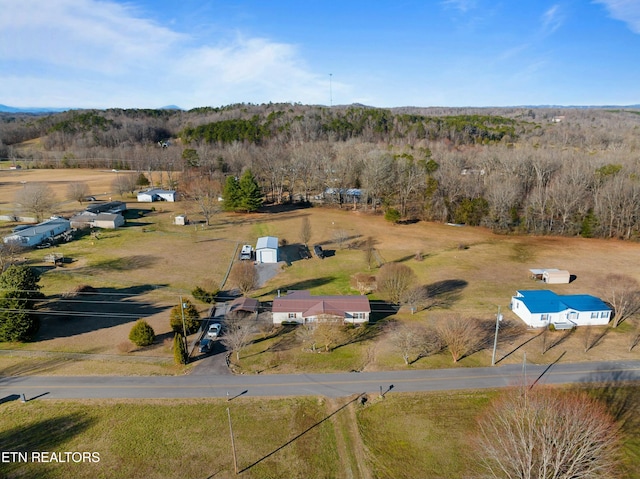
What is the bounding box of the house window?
[352,312,365,320]
[568,312,578,320]
[601,311,609,318]
[288,313,296,319]
[541,314,549,322]
[591,312,598,319]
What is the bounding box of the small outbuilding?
[529,268,570,284]
[174,214,187,226]
[255,236,279,263]
[91,213,125,229]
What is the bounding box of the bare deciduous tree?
[401,285,429,314]
[388,322,440,365]
[362,236,376,270]
[229,261,258,296]
[111,173,138,198]
[603,273,640,327]
[376,262,417,305]
[66,181,90,204]
[332,228,350,249]
[15,183,56,222]
[477,387,621,479]
[437,316,483,363]
[0,242,24,272]
[299,217,312,247]
[221,318,257,361]
[312,322,348,352]
[351,272,376,295]
[185,176,222,226]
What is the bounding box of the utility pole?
[227,407,238,475]
[491,306,503,366]
[179,296,188,355]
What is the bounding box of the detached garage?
[255,236,278,263]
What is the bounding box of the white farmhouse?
[510,290,611,328]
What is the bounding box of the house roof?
[515,290,610,314]
[229,297,259,313]
[256,236,278,250]
[272,290,370,316]
[85,201,126,214]
[8,218,70,238]
[93,213,122,221]
[138,189,175,196]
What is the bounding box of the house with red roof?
[272,290,371,325]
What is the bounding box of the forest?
[2,103,640,240]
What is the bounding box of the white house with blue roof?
[510,290,611,328]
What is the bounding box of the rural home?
[137,189,177,202]
[510,290,611,328]
[3,217,71,247]
[85,201,127,215]
[528,268,570,284]
[272,290,371,325]
[255,236,279,263]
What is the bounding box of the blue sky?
[1,0,639,109]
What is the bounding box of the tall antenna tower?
[329,73,333,107]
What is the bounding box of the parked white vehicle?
[207,323,221,338]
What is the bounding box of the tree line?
[3,104,640,240]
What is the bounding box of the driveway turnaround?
[1,360,639,400]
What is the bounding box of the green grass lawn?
[2,387,637,479]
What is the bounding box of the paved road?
[1,360,639,401]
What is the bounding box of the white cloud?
[441,0,478,13]
[541,4,564,35]
[594,0,640,33]
[0,0,332,108]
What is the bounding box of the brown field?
[1,168,639,373]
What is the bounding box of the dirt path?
[329,396,374,479]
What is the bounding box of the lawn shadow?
[0,413,96,471]
[424,279,468,309]
[261,277,336,297]
[495,330,545,365]
[368,300,398,323]
[35,284,170,340]
[0,394,20,405]
[238,393,364,474]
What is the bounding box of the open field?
[1,385,638,479]
[0,168,640,374]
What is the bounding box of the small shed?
[92,213,125,229]
[529,268,570,284]
[174,214,187,226]
[543,269,570,284]
[255,236,278,263]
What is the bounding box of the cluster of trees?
[4,105,640,240]
[0,265,42,341]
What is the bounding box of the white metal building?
[255,236,278,263]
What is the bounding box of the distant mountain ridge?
[1,103,639,114]
[0,104,70,114]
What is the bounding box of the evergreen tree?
[237,169,263,212]
[173,332,188,364]
[0,265,42,342]
[222,175,241,211]
[169,299,200,334]
[129,319,155,347]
